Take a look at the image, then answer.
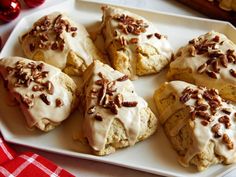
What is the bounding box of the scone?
[100,6,172,80]
[153,80,236,171]
[167,31,236,102]
[80,60,158,155]
[0,56,77,131]
[20,12,105,76]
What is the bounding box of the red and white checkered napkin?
[0,136,75,177]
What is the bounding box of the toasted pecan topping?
[90,72,137,115]
[94,114,103,121]
[26,14,78,52]
[116,75,128,81]
[222,133,234,150]
[39,93,50,105]
[55,98,64,107]
[187,35,236,79]
[113,14,148,36]
[122,101,138,107]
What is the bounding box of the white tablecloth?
[0,0,235,176]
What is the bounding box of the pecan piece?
[179,93,191,103]
[221,108,231,115]
[114,93,123,107]
[222,133,234,150]
[122,101,138,107]
[211,60,220,73]
[94,114,103,121]
[146,34,153,39]
[201,120,209,126]
[218,115,231,128]
[39,93,50,105]
[55,98,64,107]
[229,69,236,78]
[116,75,128,81]
[110,101,119,114]
[195,111,211,121]
[211,123,222,138]
[219,54,228,68]
[206,70,217,79]
[44,81,54,95]
[212,35,220,42]
[154,33,161,39]
[129,38,139,44]
[197,63,207,74]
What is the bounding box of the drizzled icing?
[168,31,236,94]
[156,81,236,167]
[100,6,172,79]
[0,57,75,131]
[81,60,147,151]
[21,12,99,71]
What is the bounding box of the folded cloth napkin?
[0,136,75,177]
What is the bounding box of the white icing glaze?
[169,31,236,91]
[0,56,75,130]
[21,12,96,70]
[82,60,147,151]
[101,6,172,78]
[157,81,236,167]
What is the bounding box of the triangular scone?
[154,81,236,171]
[100,6,172,80]
[167,31,236,102]
[80,60,158,155]
[20,12,105,76]
[0,57,78,131]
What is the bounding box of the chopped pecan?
[109,101,118,114]
[229,69,236,78]
[114,93,123,107]
[219,54,228,68]
[195,111,211,121]
[201,120,209,126]
[129,38,139,44]
[154,33,161,39]
[211,60,220,73]
[212,35,220,42]
[222,133,234,150]
[197,63,207,74]
[122,101,138,107]
[116,75,128,81]
[94,114,103,121]
[206,70,218,79]
[218,115,231,128]
[55,98,64,107]
[146,34,153,39]
[221,108,231,115]
[211,123,222,138]
[39,93,50,105]
[179,93,191,103]
[44,81,54,95]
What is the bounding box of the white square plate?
[0,0,236,176]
